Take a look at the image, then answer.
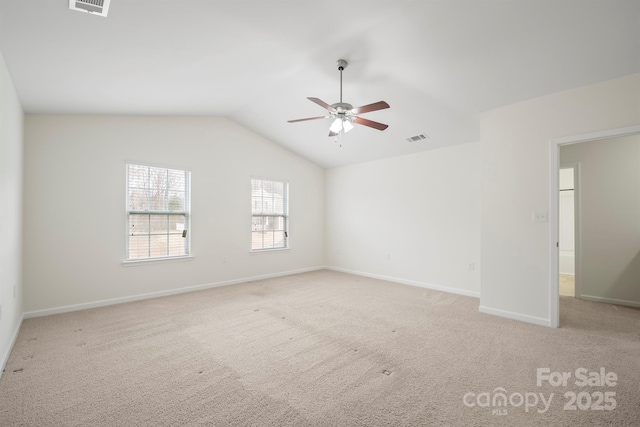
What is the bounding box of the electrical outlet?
[469,263,475,271]
[222,256,228,263]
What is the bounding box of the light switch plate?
[533,211,548,223]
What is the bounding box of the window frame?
[251,177,289,252]
[124,162,192,263]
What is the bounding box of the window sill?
[250,248,290,254]
[122,255,194,266]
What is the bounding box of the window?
[126,164,190,261]
[251,178,288,251]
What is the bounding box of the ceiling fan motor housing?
[332,102,353,113]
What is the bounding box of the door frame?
[548,125,640,328]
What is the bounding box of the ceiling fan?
[288,59,390,138]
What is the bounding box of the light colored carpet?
[1,270,639,426]
[560,274,575,297]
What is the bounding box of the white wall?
[325,142,481,297]
[480,73,640,326]
[23,115,325,313]
[0,49,24,372]
[560,135,640,307]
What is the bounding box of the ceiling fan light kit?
[288,59,390,145]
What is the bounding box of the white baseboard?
[326,266,480,298]
[478,305,551,327]
[1,313,24,379]
[23,266,325,319]
[579,294,640,309]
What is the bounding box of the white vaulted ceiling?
[0,1,638,167]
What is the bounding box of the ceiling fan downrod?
[337,59,347,104]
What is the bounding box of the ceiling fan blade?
[287,116,328,123]
[308,97,337,113]
[351,101,390,115]
[352,116,389,131]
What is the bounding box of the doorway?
[548,124,640,328]
[558,164,578,298]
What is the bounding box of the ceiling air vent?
[69,0,111,17]
[406,133,428,142]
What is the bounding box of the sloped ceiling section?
[0,0,638,167]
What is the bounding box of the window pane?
[252,230,282,250]
[128,188,148,211]
[251,215,286,250]
[150,234,168,258]
[167,169,185,191]
[129,214,149,235]
[149,167,167,188]
[149,193,167,211]
[169,215,186,233]
[129,235,150,259]
[148,167,168,210]
[251,196,262,214]
[271,231,286,248]
[168,234,186,256]
[168,191,185,211]
[272,181,284,195]
[272,194,284,215]
[150,215,169,234]
[270,216,285,230]
[252,216,264,232]
[128,165,149,189]
[252,179,285,215]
